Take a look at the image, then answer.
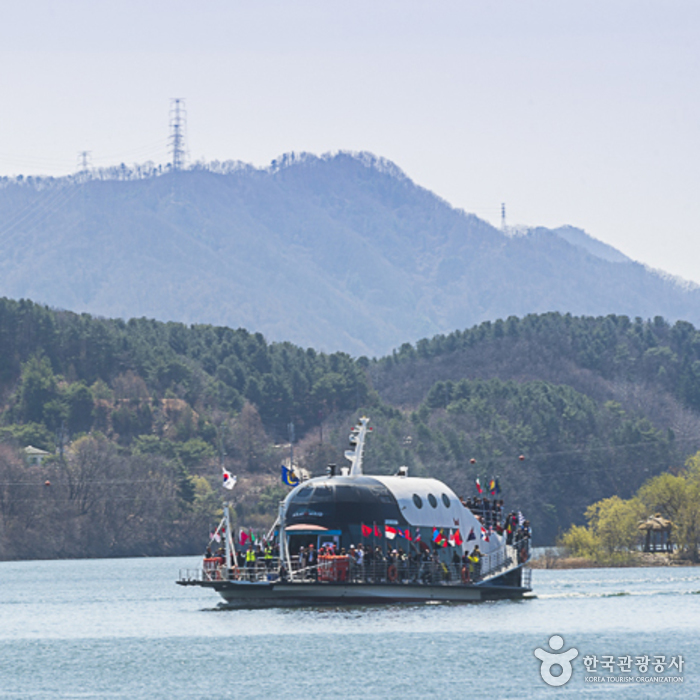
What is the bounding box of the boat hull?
[178,576,531,609]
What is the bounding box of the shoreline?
[529,551,697,569]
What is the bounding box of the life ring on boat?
[387,564,398,583]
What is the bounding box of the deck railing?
[178,545,529,588]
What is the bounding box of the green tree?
[584,496,644,556]
[19,355,57,424]
[638,454,700,561]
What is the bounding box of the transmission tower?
[501,202,506,231]
[168,98,188,170]
[76,150,91,180]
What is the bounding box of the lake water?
[0,556,698,699]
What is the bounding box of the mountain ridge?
[1,151,698,356]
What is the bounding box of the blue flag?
[281,464,300,487]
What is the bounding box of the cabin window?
[294,486,313,502]
[442,494,451,508]
[313,486,334,502]
[428,493,438,508]
[412,494,423,509]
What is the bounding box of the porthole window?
[413,494,423,509]
[428,493,438,508]
[442,494,451,508]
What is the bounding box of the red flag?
[385,525,397,540]
[374,523,382,537]
[361,523,372,538]
[454,529,463,546]
[475,478,483,494]
[240,531,249,546]
[404,529,413,541]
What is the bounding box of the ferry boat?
[177,417,532,607]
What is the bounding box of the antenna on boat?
[345,416,371,477]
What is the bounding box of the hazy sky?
[1,1,699,284]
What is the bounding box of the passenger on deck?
[451,549,461,579]
[307,544,317,580]
[356,544,365,581]
[469,545,482,581]
[245,545,256,580]
[461,550,471,583]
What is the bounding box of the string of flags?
[355,523,488,548]
[210,522,496,549]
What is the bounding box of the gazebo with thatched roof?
[638,514,673,553]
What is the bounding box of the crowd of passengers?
[460,496,532,548]
[204,500,531,583]
[290,542,487,584]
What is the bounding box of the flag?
[467,527,476,542]
[488,478,496,496]
[361,523,373,538]
[433,529,446,547]
[475,478,483,494]
[385,525,397,540]
[223,469,237,490]
[453,529,463,546]
[480,525,490,543]
[240,531,249,547]
[404,529,413,541]
[281,464,300,487]
[374,523,382,538]
[210,530,221,543]
[396,528,405,539]
[415,529,421,542]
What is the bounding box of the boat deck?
[177,544,531,606]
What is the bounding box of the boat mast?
[224,503,232,572]
[346,416,371,477]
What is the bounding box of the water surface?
[1,557,698,698]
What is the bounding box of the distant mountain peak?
[268,150,410,182]
[549,225,631,264]
[1,152,699,355]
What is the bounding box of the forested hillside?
[1,152,699,356]
[1,301,700,557]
